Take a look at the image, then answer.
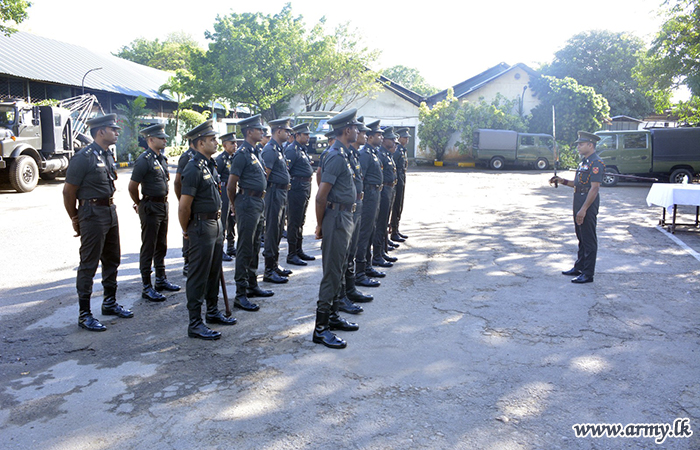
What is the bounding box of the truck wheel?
[535,158,549,170]
[489,156,505,170]
[9,155,39,193]
[40,172,58,181]
[669,168,693,184]
[602,167,619,187]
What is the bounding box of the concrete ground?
[0,166,698,450]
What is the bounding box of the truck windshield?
[0,106,17,127]
[307,119,330,133]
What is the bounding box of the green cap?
[140,123,168,139]
[573,131,600,144]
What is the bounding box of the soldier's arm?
[315,181,332,240]
[174,173,182,200]
[549,176,574,188]
[128,180,141,213]
[227,174,239,216]
[62,182,80,236]
[316,166,322,187]
[178,194,194,239]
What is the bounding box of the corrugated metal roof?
[0,31,175,101]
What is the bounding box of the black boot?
[312,311,347,349]
[205,303,237,325]
[188,312,221,340]
[142,284,167,302]
[329,303,359,331]
[234,294,260,311]
[226,243,236,257]
[155,276,181,292]
[222,251,233,262]
[102,290,134,318]
[382,252,398,263]
[337,295,363,314]
[78,309,106,332]
[346,274,373,302]
[247,286,274,297]
[298,240,315,261]
[390,233,406,242]
[287,254,307,266]
[275,264,293,276]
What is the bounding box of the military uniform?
[373,129,398,266]
[285,123,315,265]
[181,121,236,340]
[215,135,237,259]
[177,145,196,276]
[130,124,180,302]
[64,114,132,331]
[261,118,293,282]
[356,121,384,285]
[390,128,409,240]
[230,116,270,310]
[572,151,604,279]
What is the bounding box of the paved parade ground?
[1,166,699,449]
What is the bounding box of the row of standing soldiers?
[62,110,410,349]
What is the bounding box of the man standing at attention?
[313,108,362,349]
[227,115,273,312]
[215,132,238,261]
[178,121,237,340]
[128,124,180,303]
[174,129,197,277]
[285,122,316,266]
[549,131,604,284]
[390,127,410,242]
[63,114,133,331]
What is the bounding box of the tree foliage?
[382,65,439,96]
[541,30,654,118]
[418,89,460,161]
[0,0,30,36]
[528,75,609,145]
[115,96,150,160]
[455,94,528,155]
[114,32,200,72]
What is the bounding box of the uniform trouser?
[76,204,120,311]
[357,187,381,268]
[185,217,223,317]
[573,194,599,277]
[262,186,288,265]
[221,181,236,247]
[234,195,265,294]
[287,180,311,256]
[373,186,395,260]
[138,200,168,283]
[317,208,354,314]
[339,201,362,295]
[390,176,406,231]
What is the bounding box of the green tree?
[541,30,654,118]
[114,32,200,72]
[382,65,439,96]
[418,88,460,161]
[454,94,528,156]
[528,75,610,167]
[115,96,150,160]
[1,0,30,36]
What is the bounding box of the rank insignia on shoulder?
[203,174,211,180]
[593,167,599,174]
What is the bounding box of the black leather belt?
[238,188,266,198]
[291,176,312,182]
[383,182,396,188]
[575,186,590,194]
[80,198,113,206]
[144,195,167,203]
[326,201,356,213]
[269,182,291,190]
[365,184,382,191]
[193,211,221,220]
[356,192,364,201]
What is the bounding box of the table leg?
[672,204,678,234]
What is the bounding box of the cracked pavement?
[0,167,698,449]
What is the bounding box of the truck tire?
[602,167,619,187]
[489,156,505,170]
[535,158,549,170]
[9,155,39,193]
[669,168,693,184]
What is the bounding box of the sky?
[17,0,669,90]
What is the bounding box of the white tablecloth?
[646,183,700,212]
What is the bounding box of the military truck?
[473,129,556,170]
[595,128,700,187]
[292,111,338,161]
[0,100,76,192]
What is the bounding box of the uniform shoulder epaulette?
[144,151,153,160]
[196,158,206,169]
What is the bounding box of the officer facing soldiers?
[262,118,294,283]
[313,108,362,349]
[63,114,133,332]
[128,124,180,303]
[550,131,605,284]
[174,129,197,277]
[215,133,237,261]
[390,127,410,242]
[373,127,399,268]
[356,119,384,286]
[227,115,273,312]
[178,121,237,340]
[285,122,316,266]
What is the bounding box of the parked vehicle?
[595,128,700,187]
[292,111,337,161]
[473,129,555,170]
